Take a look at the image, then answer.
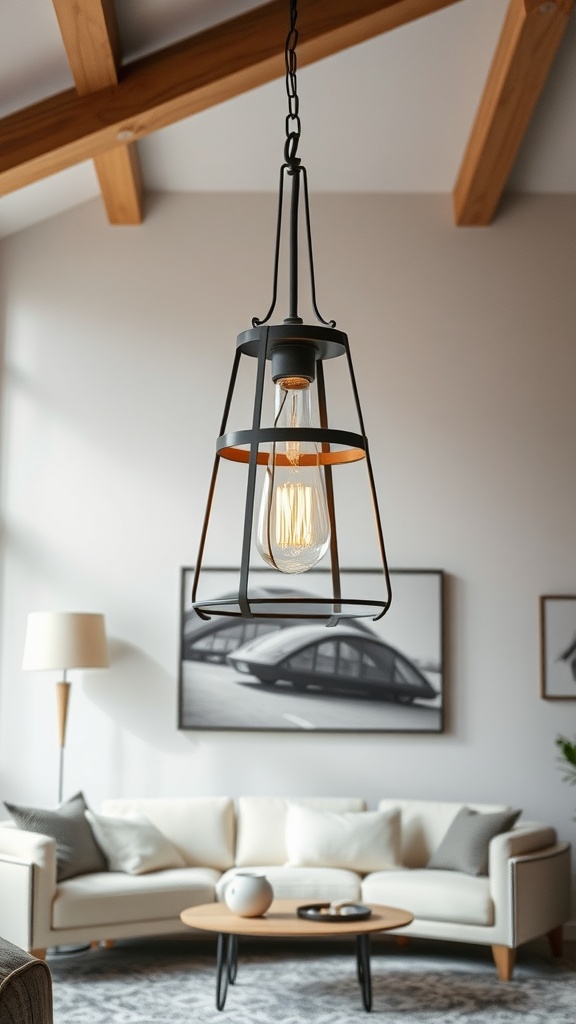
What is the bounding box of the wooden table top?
[181,899,413,937]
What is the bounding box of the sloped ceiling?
[0,0,574,238]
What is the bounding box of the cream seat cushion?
[52,867,220,929]
[217,865,362,903]
[362,869,493,926]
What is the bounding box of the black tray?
[297,902,372,923]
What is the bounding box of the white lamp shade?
[22,612,109,672]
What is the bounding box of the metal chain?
[252,0,336,330]
[284,0,301,170]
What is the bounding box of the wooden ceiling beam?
[453,0,575,226]
[52,0,143,224]
[0,0,462,197]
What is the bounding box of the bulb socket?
[271,342,316,385]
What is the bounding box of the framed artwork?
[540,595,576,700]
[178,567,445,733]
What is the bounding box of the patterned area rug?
[48,935,576,1024]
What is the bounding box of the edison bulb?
[256,377,330,573]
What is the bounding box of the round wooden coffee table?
[181,898,413,1011]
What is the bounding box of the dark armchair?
[0,937,52,1024]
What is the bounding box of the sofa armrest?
[510,842,572,945]
[488,823,571,946]
[0,857,34,950]
[0,827,57,876]
[489,822,556,902]
[489,822,556,880]
[0,828,57,952]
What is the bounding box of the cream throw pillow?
[85,810,186,875]
[285,804,401,874]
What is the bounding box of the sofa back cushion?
[235,797,366,867]
[378,798,511,868]
[285,804,401,873]
[101,797,235,871]
[86,810,187,874]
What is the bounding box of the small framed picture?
[540,595,576,699]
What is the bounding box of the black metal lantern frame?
[192,0,392,624]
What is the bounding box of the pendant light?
[192,0,392,624]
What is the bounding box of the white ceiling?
[1,0,575,238]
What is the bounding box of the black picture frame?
[540,595,576,700]
[178,567,445,732]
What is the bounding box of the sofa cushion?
[362,868,494,926]
[85,810,187,875]
[52,867,220,929]
[4,792,107,881]
[427,807,521,876]
[285,804,401,874]
[377,799,512,868]
[101,797,235,871]
[235,797,366,867]
[217,865,362,903]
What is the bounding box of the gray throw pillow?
[4,791,108,881]
[427,807,521,876]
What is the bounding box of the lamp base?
[47,943,91,957]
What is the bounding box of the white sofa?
[0,795,570,981]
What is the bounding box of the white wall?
[1,192,576,917]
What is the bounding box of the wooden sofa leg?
[30,949,47,961]
[395,936,410,947]
[101,940,115,949]
[492,944,515,981]
[547,926,563,957]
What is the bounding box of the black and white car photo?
[179,568,444,733]
[227,624,437,704]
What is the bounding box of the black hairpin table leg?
[356,934,372,1011]
[228,934,238,984]
[216,933,230,1010]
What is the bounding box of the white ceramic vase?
[224,872,274,917]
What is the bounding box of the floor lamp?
[22,612,109,803]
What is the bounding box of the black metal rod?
[238,328,270,617]
[356,934,373,1011]
[228,935,238,984]
[191,348,243,619]
[216,933,230,1010]
[301,166,336,329]
[288,168,300,320]
[252,166,287,328]
[342,338,392,620]
[363,436,393,621]
[316,360,341,622]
